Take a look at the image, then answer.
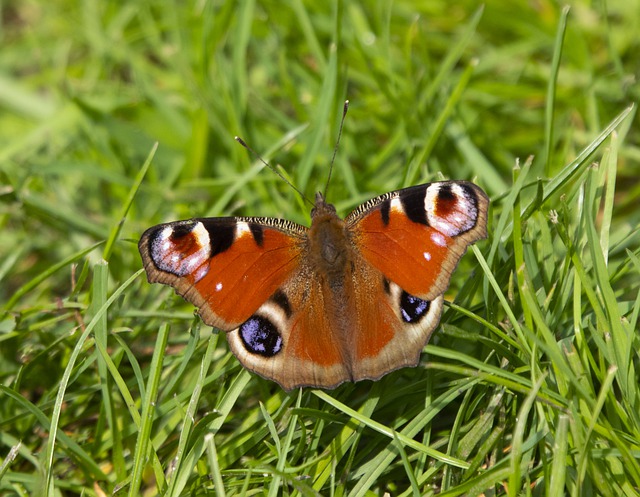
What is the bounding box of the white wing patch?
[425,183,478,237]
[150,221,212,279]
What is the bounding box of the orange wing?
[347,181,489,300]
[224,256,445,390]
[139,217,306,329]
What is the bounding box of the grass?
[1,0,639,495]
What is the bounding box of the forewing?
[139,217,306,330]
[347,181,489,300]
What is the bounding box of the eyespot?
[400,292,431,323]
[239,315,283,356]
[425,182,480,237]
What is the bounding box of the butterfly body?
[139,181,488,390]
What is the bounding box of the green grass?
[1,0,639,495]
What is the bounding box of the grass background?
[1,0,639,495]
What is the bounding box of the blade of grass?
[599,132,617,261]
[92,261,126,479]
[166,369,252,496]
[473,245,531,355]
[523,104,634,221]
[405,59,478,186]
[128,322,169,497]
[314,390,468,469]
[3,242,103,313]
[0,385,106,479]
[421,6,484,107]
[548,414,569,495]
[291,0,327,70]
[296,16,339,192]
[205,433,226,497]
[393,432,421,497]
[165,331,218,494]
[40,268,144,496]
[102,142,157,261]
[543,6,570,175]
[508,374,545,497]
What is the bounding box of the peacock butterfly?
[139,178,489,390]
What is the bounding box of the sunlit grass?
[1,1,638,495]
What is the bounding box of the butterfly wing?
[224,264,352,390]
[223,251,445,390]
[138,217,306,330]
[330,181,489,381]
[348,262,446,382]
[347,181,489,301]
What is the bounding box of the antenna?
[323,100,350,198]
[236,101,350,206]
[234,136,313,207]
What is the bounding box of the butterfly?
[139,181,489,390]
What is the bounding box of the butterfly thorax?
[308,193,351,285]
